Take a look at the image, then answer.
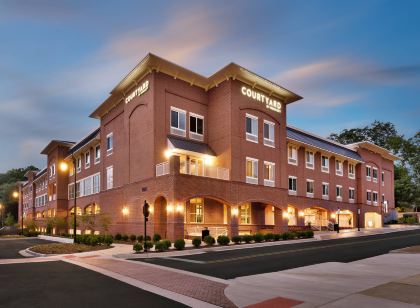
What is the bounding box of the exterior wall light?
[59,161,69,172]
[204,156,214,166]
[282,212,289,219]
[331,213,336,219]
[12,191,19,199]
[231,207,239,216]
[164,149,173,159]
[166,204,174,212]
[176,204,184,213]
[122,207,129,216]
[298,211,304,217]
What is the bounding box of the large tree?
[329,121,419,210]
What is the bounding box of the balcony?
[156,160,229,181]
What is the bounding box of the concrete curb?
[19,248,48,258]
[38,235,73,243]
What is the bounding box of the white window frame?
[348,163,355,179]
[306,179,314,197]
[305,151,314,169]
[239,204,251,225]
[76,157,82,173]
[366,190,372,205]
[321,155,329,173]
[288,176,297,195]
[366,165,371,181]
[322,182,329,200]
[336,185,343,201]
[335,160,343,176]
[288,145,298,165]
[263,120,275,147]
[263,161,275,187]
[106,133,113,156]
[106,166,113,190]
[170,107,187,137]
[245,113,258,143]
[85,151,90,169]
[95,145,101,164]
[373,191,378,205]
[189,113,204,141]
[381,171,385,186]
[349,187,355,203]
[246,157,258,185]
[372,167,378,183]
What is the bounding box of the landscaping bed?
[29,243,112,254]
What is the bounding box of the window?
[288,176,297,194]
[306,180,314,197]
[170,107,186,137]
[372,168,378,183]
[69,162,74,176]
[381,172,385,186]
[366,190,372,204]
[239,204,251,224]
[68,173,100,199]
[263,161,275,187]
[322,183,329,199]
[382,194,385,203]
[321,156,329,173]
[93,174,100,194]
[263,120,275,147]
[246,157,258,184]
[189,198,203,223]
[106,166,113,190]
[288,145,298,165]
[85,152,90,168]
[305,151,314,169]
[95,145,101,163]
[366,166,371,181]
[335,160,343,176]
[373,191,378,204]
[106,133,113,154]
[245,114,258,143]
[336,185,343,200]
[348,163,355,179]
[50,164,56,177]
[76,157,81,173]
[349,188,355,201]
[189,113,204,141]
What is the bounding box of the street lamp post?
[337,208,341,234]
[357,208,361,231]
[12,190,22,234]
[59,159,77,243]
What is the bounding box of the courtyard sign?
[241,86,282,113]
[125,80,149,104]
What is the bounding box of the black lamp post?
[337,208,340,233]
[143,200,150,252]
[357,208,360,231]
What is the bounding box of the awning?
[167,136,216,156]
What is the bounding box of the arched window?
[70,206,82,216]
[85,203,100,215]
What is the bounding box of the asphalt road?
[0,238,55,259]
[136,229,420,279]
[0,261,187,308]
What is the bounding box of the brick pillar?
[228,206,239,237]
[169,155,180,175]
[274,207,288,233]
[166,201,185,241]
[297,213,305,227]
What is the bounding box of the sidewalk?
[225,249,420,307]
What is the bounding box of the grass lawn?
[30,243,112,254]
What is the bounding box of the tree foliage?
[329,121,419,209]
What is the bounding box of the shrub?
[122,234,129,241]
[145,235,151,241]
[217,235,230,245]
[153,233,162,242]
[305,230,314,238]
[264,233,274,241]
[174,239,186,250]
[130,234,137,242]
[282,232,296,240]
[144,241,153,250]
[133,242,143,253]
[115,233,122,240]
[155,241,168,252]
[242,235,253,243]
[274,233,282,241]
[89,236,99,246]
[104,235,113,246]
[232,236,241,244]
[204,235,215,246]
[253,233,264,243]
[137,235,144,242]
[162,239,172,249]
[192,237,202,248]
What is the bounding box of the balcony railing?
[155,161,229,181]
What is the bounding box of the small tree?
[98,213,112,234]
[4,213,15,226]
[53,217,67,234]
[24,218,37,231]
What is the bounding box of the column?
[228,206,239,237]
[166,200,185,241]
[274,207,289,233]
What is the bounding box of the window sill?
[288,190,297,195]
[322,195,329,200]
[189,132,204,142]
[366,177,371,181]
[349,199,355,203]
[321,168,329,173]
[246,133,258,143]
[170,127,186,137]
[264,180,275,187]
[246,177,258,185]
[348,175,355,179]
[288,159,297,166]
[263,139,275,147]
[336,172,343,176]
[306,193,314,198]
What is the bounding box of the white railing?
[181,161,229,181]
[156,161,170,177]
[185,225,228,238]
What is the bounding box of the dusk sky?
[0,0,419,172]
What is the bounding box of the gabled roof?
[168,136,216,157]
[67,127,101,157]
[40,140,75,155]
[34,168,47,180]
[287,126,363,162]
[90,53,302,119]
[346,141,399,161]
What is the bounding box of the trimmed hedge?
[155,241,168,252]
[162,239,172,249]
[75,234,113,246]
[264,233,274,241]
[174,239,185,250]
[122,234,129,241]
[192,237,202,248]
[242,235,253,243]
[137,235,144,242]
[115,233,122,240]
[144,241,153,249]
[133,242,143,253]
[204,235,215,246]
[253,233,264,243]
[130,234,137,242]
[153,233,162,242]
[232,236,242,244]
[273,233,281,241]
[217,235,230,245]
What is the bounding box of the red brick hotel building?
[19,54,398,240]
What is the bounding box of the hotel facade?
[19,54,398,240]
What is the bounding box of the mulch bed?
[30,243,111,254]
